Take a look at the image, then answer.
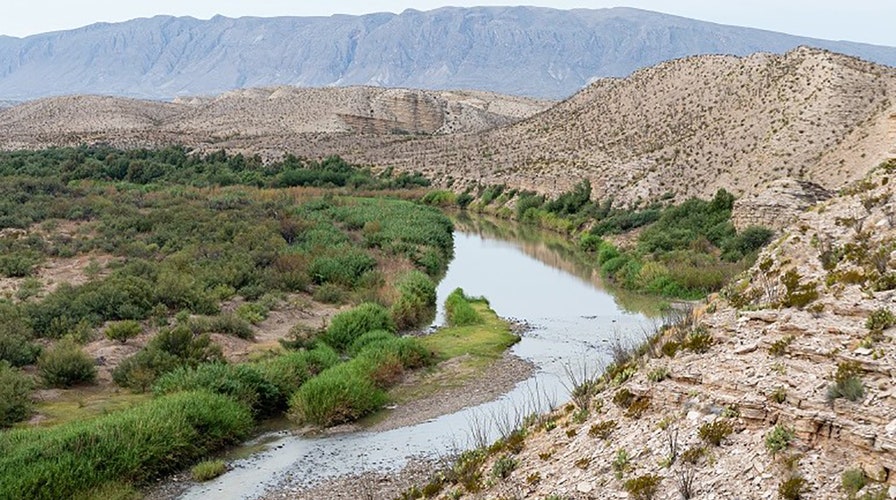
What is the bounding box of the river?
[179,216,661,499]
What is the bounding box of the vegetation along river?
[179,215,662,499]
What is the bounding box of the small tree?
[38,338,97,388]
[104,320,142,344]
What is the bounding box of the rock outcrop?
[732,178,832,231]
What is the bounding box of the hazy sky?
[2,1,893,47]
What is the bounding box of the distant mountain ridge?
[1,7,896,100]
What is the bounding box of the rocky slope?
[0,86,550,150]
[351,47,896,206]
[422,162,896,499]
[2,7,896,101]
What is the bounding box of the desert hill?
[0,86,550,150]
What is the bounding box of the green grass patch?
[28,388,150,428]
[422,301,518,362]
[0,391,252,499]
[191,459,227,482]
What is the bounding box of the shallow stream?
[180,216,661,499]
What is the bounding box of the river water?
[180,217,659,499]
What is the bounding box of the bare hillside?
[340,47,896,204]
[0,86,551,150]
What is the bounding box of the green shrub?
[322,303,395,352]
[0,252,37,278]
[391,271,437,330]
[288,361,387,426]
[38,338,96,387]
[312,283,346,304]
[698,420,733,446]
[154,362,282,416]
[623,474,662,500]
[827,361,865,402]
[191,460,227,482]
[683,327,713,353]
[104,320,142,344]
[841,468,866,497]
[765,424,794,454]
[769,335,794,357]
[780,270,818,308]
[255,344,339,397]
[444,288,482,326]
[0,361,34,427]
[0,391,252,499]
[647,366,669,382]
[235,302,268,324]
[347,330,397,356]
[112,326,223,392]
[491,454,518,479]
[308,250,377,287]
[188,314,253,339]
[0,330,41,367]
[866,308,895,333]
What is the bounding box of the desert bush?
[623,474,662,500]
[612,387,635,408]
[491,455,518,479]
[765,424,794,454]
[683,326,713,353]
[698,420,733,446]
[769,335,794,357]
[588,420,617,439]
[648,366,669,382]
[104,320,142,344]
[444,288,482,326]
[0,361,33,427]
[38,338,96,387]
[0,391,251,499]
[235,302,268,324]
[780,270,818,308]
[322,303,395,352]
[865,308,895,333]
[778,475,807,500]
[154,362,282,416]
[191,460,226,482]
[827,361,865,402]
[770,386,788,404]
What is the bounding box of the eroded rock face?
[732,178,832,231]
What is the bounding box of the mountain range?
[1,7,896,100]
